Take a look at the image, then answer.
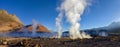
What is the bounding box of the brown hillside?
[0,10,23,33]
[0,10,50,33]
[25,24,50,32]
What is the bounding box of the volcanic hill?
[24,24,50,32]
[0,10,23,33]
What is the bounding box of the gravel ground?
[0,34,120,47]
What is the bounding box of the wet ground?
[0,34,120,47]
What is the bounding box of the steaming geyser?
[32,20,38,36]
[56,12,63,38]
[56,0,91,39]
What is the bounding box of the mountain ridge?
[0,10,50,33]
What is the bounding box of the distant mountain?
[88,21,120,34]
[24,24,50,32]
[106,22,120,33]
[107,22,120,29]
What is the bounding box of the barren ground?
[0,34,120,47]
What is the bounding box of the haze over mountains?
[106,22,120,30]
[100,21,120,33]
[84,21,120,34]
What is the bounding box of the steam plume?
[56,0,92,39]
[32,19,38,36]
[56,11,63,38]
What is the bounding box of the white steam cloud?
[56,0,92,39]
[56,12,63,38]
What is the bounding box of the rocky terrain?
[0,34,119,47]
[0,10,50,33]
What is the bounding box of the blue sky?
[0,0,120,31]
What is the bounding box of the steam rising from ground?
[56,12,63,38]
[56,0,92,39]
[32,20,38,36]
